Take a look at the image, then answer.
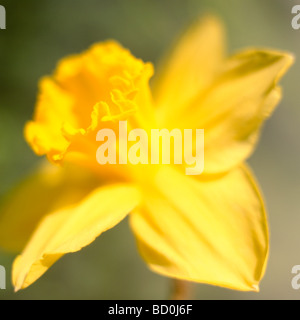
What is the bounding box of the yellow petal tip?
[252,284,260,292]
[14,286,20,293]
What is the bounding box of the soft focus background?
[0,0,299,300]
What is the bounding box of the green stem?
[170,279,194,300]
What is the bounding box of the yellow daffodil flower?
[0,16,294,293]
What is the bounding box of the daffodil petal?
[0,163,100,252]
[130,165,268,291]
[12,183,141,291]
[183,49,294,174]
[153,15,225,125]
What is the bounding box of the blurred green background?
[0,0,299,300]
